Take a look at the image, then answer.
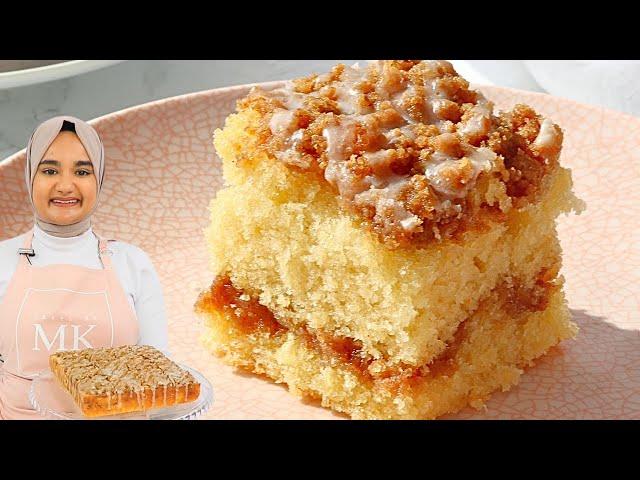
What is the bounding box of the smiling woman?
[32,122,98,230]
[0,116,169,420]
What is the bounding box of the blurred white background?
[1,60,638,161]
[463,60,640,117]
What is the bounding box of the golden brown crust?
[49,345,200,417]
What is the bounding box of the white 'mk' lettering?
[33,324,97,351]
[33,324,65,351]
[72,324,96,349]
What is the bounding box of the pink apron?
[0,230,139,419]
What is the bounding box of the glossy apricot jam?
[196,276,285,336]
[197,270,556,383]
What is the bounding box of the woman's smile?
[50,197,81,208]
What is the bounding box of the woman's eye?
[76,170,93,176]
[42,169,57,175]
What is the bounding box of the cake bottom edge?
[197,285,577,420]
[78,384,202,418]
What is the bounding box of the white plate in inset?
[29,363,213,420]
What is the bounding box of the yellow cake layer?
[200,280,577,419]
[206,108,581,372]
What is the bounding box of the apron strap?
[18,229,115,271]
[97,237,114,270]
[21,230,33,249]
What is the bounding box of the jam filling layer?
[196,269,558,384]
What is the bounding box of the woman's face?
[32,131,97,226]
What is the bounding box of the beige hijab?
[25,115,105,238]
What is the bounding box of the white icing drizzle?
[531,118,561,161]
[255,61,553,237]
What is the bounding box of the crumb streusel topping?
[237,60,562,247]
[51,345,196,396]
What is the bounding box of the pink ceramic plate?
[1,82,638,419]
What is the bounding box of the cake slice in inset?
[49,345,201,417]
[196,60,583,419]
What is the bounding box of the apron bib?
[0,231,139,419]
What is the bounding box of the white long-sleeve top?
[0,225,168,357]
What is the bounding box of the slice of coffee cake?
[197,60,583,419]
